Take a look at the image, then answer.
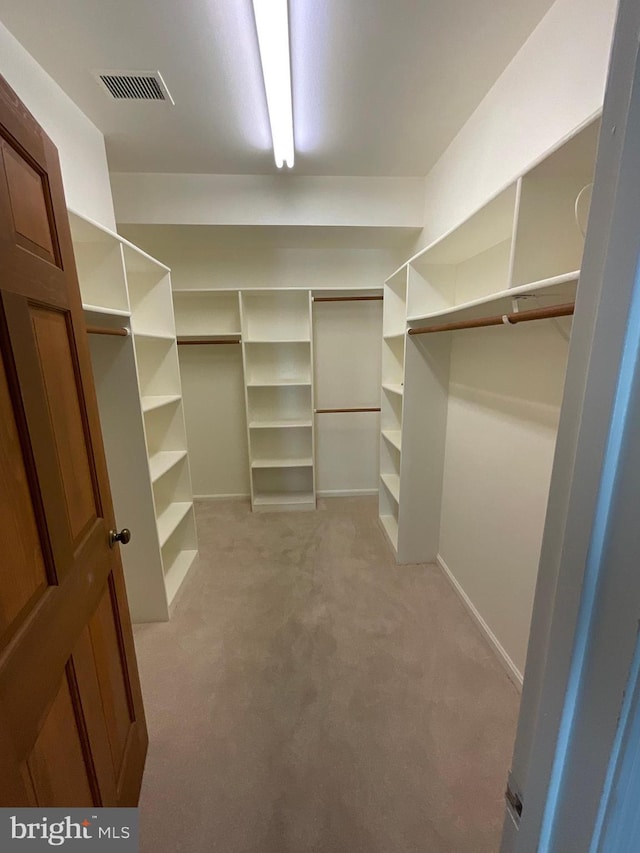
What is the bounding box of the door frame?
[502,0,640,848]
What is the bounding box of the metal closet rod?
[408,302,575,336]
[86,325,128,337]
[315,407,381,414]
[313,295,383,303]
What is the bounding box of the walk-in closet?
[0,0,623,848]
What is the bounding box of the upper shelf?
[69,209,169,315]
[407,271,579,328]
[413,184,518,270]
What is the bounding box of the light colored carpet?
[134,497,519,852]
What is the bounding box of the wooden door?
[0,77,147,806]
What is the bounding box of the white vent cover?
[94,70,174,104]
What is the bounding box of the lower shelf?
[379,514,399,552]
[251,458,313,469]
[157,501,193,546]
[164,549,198,605]
[380,472,400,503]
[252,492,316,512]
[142,394,182,413]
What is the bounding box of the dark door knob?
[109,528,131,548]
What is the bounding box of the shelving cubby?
[241,290,311,341]
[69,209,198,620]
[510,119,599,292]
[243,342,312,386]
[407,183,518,323]
[246,385,313,428]
[69,211,130,315]
[240,290,316,511]
[172,289,241,339]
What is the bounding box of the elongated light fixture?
[252,0,294,168]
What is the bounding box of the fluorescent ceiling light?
[252,0,294,168]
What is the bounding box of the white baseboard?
[436,554,523,691]
[193,493,250,501]
[317,488,378,497]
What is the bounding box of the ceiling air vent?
[94,70,174,104]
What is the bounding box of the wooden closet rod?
[315,407,381,414]
[86,325,128,337]
[176,338,241,346]
[408,302,575,337]
[313,295,383,303]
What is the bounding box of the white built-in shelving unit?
[240,291,316,511]
[69,210,198,621]
[379,118,600,563]
[172,288,317,511]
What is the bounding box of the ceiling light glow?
[252,0,294,168]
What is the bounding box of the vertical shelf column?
[123,243,198,606]
[240,290,316,511]
[379,266,408,554]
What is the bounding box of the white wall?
[112,173,425,230]
[439,322,571,675]
[314,299,382,496]
[0,21,115,229]
[120,226,390,498]
[412,0,617,255]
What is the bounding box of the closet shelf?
[246,380,312,388]
[177,334,241,344]
[133,330,175,342]
[380,473,400,503]
[406,271,579,327]
[383,332,405,341]
[380,515,399,550]
[381,429,402,452]
[157,501,193,547]
[251,457,313,469]
[142,394,182,413]
[244,338,311,345]
[249,419,313,429]
[83,303,131,318]
[164,549,198,604]
[149,450,188,482]
[253,492,315,509]
[382,383,404,397]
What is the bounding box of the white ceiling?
[0,0,556,177]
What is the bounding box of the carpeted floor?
[134,497,520,853]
